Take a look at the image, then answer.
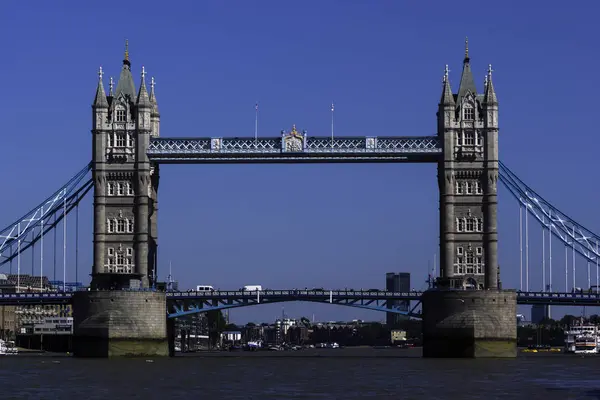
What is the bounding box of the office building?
[386,272,410,327]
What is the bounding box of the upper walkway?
[146,136,442,163]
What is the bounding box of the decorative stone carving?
[282,125,304,153]
[366,137,376,149]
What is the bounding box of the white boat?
[564,321,599,354]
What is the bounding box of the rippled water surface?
[2,349,600,399]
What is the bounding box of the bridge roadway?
[2,290,600,308]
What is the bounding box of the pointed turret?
[93,66,108,108]
[149,77,161,137]
[483,64,498,105]
[456,37,477,104]
[136,66,151,107]
[108,76,114,97]
[149,77,159,113]
[440,65,455,106]
[114,40,137,101]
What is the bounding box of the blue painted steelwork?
[0,292,73,305]
[167,289,421,319]
[0,163,93,267]
[1,290,600,308]
[146,131,441,163]
[500,161,600,265]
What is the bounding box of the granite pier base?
[72,291,169,357]
[421,289,517,358]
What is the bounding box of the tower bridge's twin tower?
[73,40,516,358]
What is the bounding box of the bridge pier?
[421,289,517,358]
[72,291,169,357]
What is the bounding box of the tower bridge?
[1,40,599,357]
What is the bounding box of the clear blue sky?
[0,0,597,323]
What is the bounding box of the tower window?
[464,131,475,146]
[463,106,474,121]
[107,134,113,148]
[126,182,134,196]
[126,247,133,256]
[116,134,126,147]
[457,217,483,233]
[117,182,124,196]
[126,134,134,148]
[476,247,483,255]
[108,247,114,256]
[457,246,464,256]
[466,182,474,194]
[455,181,463,195]
[116,109,126,122]
[466,218,474,232]
[475,181,483,194]
[107,182,114,196]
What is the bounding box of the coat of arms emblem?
[281,125,305,153]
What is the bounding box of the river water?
[1,348,599,399]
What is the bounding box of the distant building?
[531,304,550,324]
[386,272,410,326]
[390,329,407,344]
[33,317,73,335]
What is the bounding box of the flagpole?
[254,102,259,144]
[330,102,334,148]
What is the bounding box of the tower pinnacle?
[124,39,129,62]
[136,65,151,106]
[93,66,108,108]
[464,37,469,61]
[440,64,455,106]
[484,64,498,105]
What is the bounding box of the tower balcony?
[106,147,135,162]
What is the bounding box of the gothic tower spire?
[456,37,477,104]
[114,39,136,101]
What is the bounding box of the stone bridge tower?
[423,41,515,359]
[91,42,160,290]
[437,39,498,291]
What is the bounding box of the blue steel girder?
[0,292,73,305]
[0,163,92,262]
[516,291,600,306]
[1,290,600,308]
[499,162,600,266]
[146,136,442,163]
[166,290,422,319]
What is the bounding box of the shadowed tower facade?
[91,42,161,290]
[437,39,499,291]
